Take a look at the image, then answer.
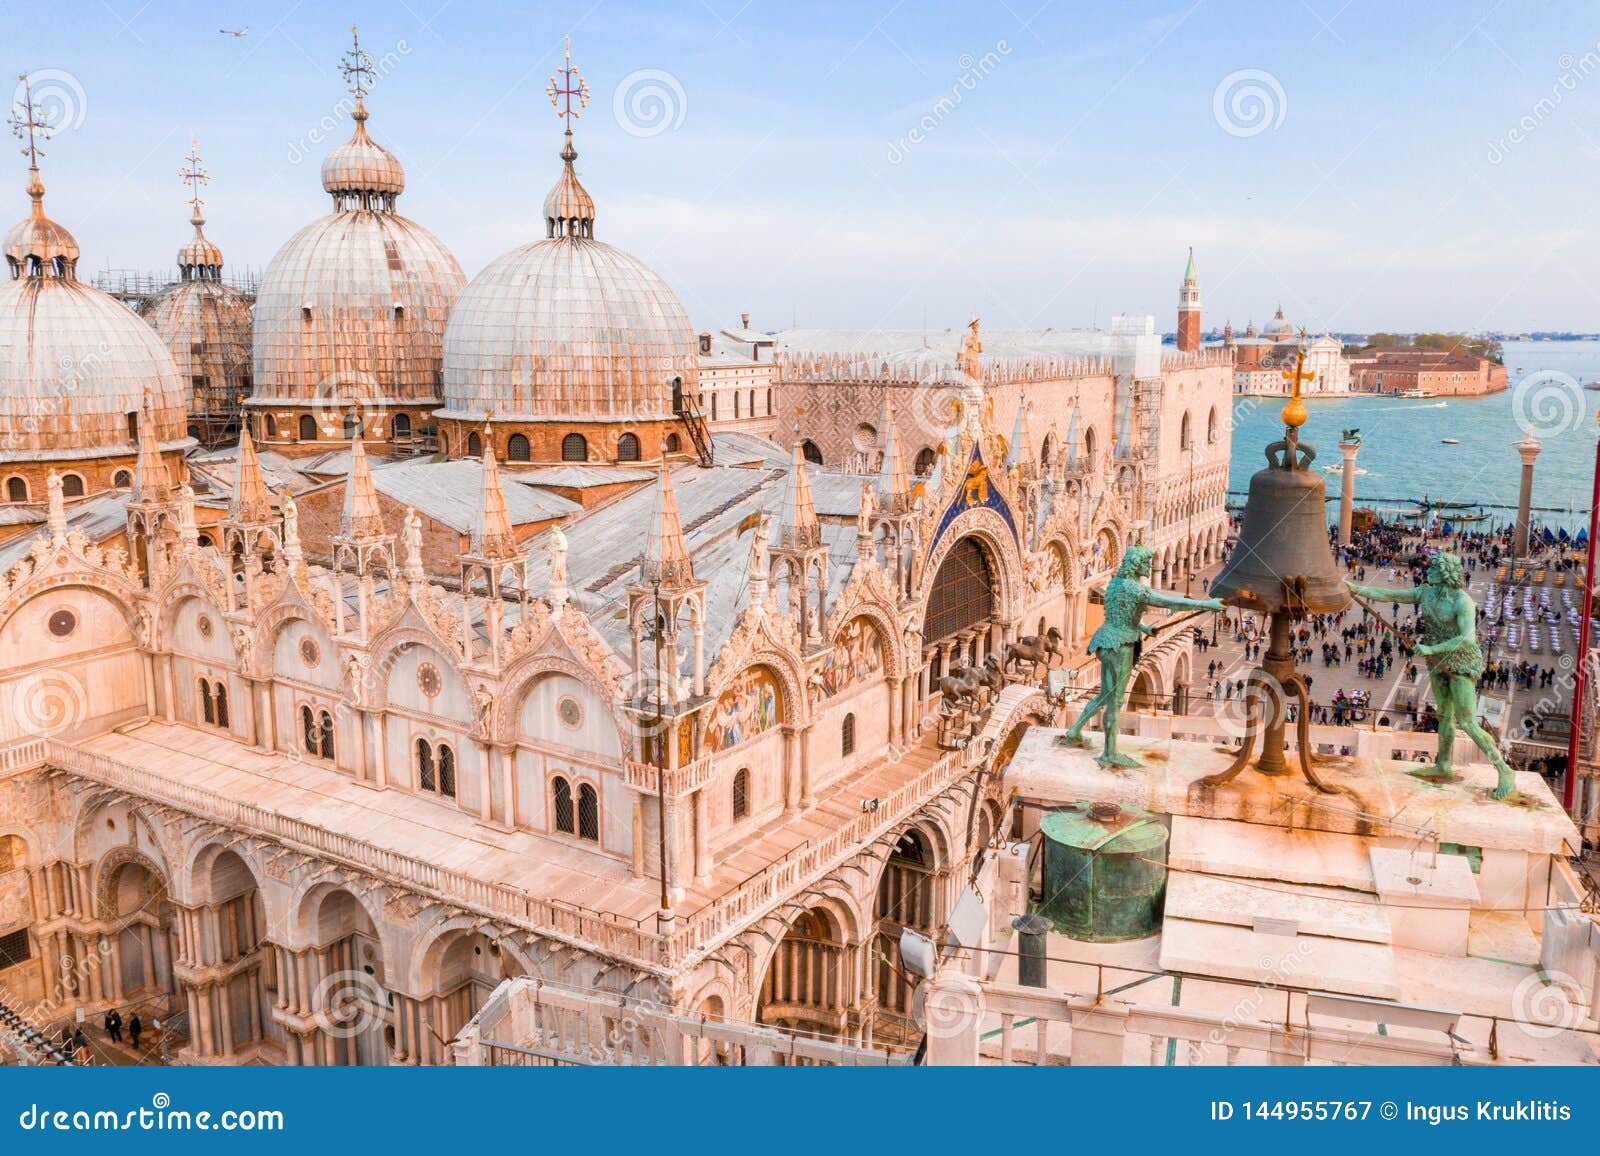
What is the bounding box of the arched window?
[438,745,456,798]
[711,394,718,421]
[187,425,202,442]
[1179,411,1192,450]
[5,477,25,502]
[318,711,335,760]
[200,678,215,724]
[552,776,574,833]
[298,414,317,441]
[748,389,756,417]
[301,706,318,755]
[392,413,412,439]
[841,713,856,756]
[214,683,228,728]
[417,739,436,791]
[578,783,600,841]
[126,411,138,441]
[1083,426,1097,461]
[617,432,640,462]
[1207,406,1219,443]
[926,536,994,645]
[264,414,277,439]
[734,392,742,419]
[112,470,131,489]
[801,440,823,466]
[60,474,84,498]
[914,447,936,476]
[665,432,681,454]
[507,433,531,462]
[561,433,587,462]
[342,412,361,440]
[467,431,483,458]
[766,388,773,416]
[731,768,749,820]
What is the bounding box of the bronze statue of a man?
[1346,552,1516,799]
[1064,544,1223,767]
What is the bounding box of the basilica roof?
[437,128,697,424]
[0,153,190,462]
[250,68,464,410]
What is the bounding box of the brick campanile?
[1177,247,1201,352]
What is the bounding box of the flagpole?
[1565,411,1600,814]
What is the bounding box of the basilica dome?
[141,196,254,445]
[438,133,697,425]
[0,166,190,474]
[1263,305,1295,340]
[250,96,464,440]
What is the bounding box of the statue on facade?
[958,316,983,382]
[1346,553,1516,799]
[402,506,424,578]
[1062,544,1223,767]
[281,492,302,559]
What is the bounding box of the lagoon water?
[1228,340,1600,531]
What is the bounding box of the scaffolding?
[94,266,260,447]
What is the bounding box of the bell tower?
[1177,247,1201,353]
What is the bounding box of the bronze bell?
[1212,429,1350,619]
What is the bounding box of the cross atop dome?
[176,138,224,280]
[341,25,375,113]
[180,137,209,223]
[8,73,51,214]
[542,37,596,238]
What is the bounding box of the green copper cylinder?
[1039,803,1168,942]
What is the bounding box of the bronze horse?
[1004,626,1062,676]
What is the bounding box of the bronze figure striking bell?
[1212,432,1351,619]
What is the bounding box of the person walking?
[71,1026,88,1064]
[128,1013,143,1052]
[104,1008,122,1044]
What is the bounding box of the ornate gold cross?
[341,25,375,102]
[180,138,209,217]
[546,36,590,131]
[8,73,51,168]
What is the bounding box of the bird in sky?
[219,27,248,37]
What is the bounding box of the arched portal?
[757,906,853,1051]
[417,929,527,1062]
[926,535,998,669]
[872,827,947,1046]
[102,859,178,1002]
[306,889,388,1066]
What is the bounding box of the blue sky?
[8,0,1600,333]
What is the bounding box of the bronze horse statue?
[1004,626,1062,676]
[936,666,983,712]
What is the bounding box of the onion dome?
[438,128,696,422]
[0,95,189,466]
[141,142,254,439]
[251,30,464,416]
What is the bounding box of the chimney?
[698,332,711,354]
[740,312,750,330]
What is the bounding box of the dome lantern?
[176,138,224,281]
[319,26,407,211]
[543,38,595,239]
[4,74,79,280]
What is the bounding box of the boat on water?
[1398,388,1433,399]
[1442,437,1460,444]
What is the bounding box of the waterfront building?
[1348,349,1508,397]
[1224,306,1350,397]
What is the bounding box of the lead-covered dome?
[438,132,697,422]
[0,167,189,462]
[251,93,464,418]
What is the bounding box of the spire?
[231,425,272,523]
[322,26,405,209]
[1183,246,1197,282]
[543,37,595,238]
[876,401,910,510]
[1006,397,1031,472]
[640,464,695,587]
[5,72,79,279]
[775,444,820,551]
[177,137,223,279]
[131,392,172,502]
[339,436,386,540]
[1066,404,1082,467]
[471,440,519,560]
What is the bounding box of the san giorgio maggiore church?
[0,38,1230,1064]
